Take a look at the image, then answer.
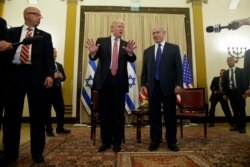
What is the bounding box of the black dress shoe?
[98,144,111,152]
[113,145,121,153]
[56,128,71,134]
[239,128,246,133]
[168,144,179,152]
[0,154,17,165]
[208,123,214,127]
[46,131,55,137]
[229,127,239,131]
[148,142,159,151]
[32,154,45,163]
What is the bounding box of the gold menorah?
[227,47,247,63]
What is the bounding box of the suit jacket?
[0,17,7,40]
[221,67,247,95]
[6,26,54,88]
[244,49,250,89]
[90,36,136,93]
[209,76,221,101]
[0,17,8,78]
[141,42,183,96]
[54,62,66,86]
[55,62,66,81]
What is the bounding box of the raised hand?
[85,38,100,54]
[122,40,137,55]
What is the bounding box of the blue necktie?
[155,44,162,80]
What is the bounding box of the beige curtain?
[82,12,187,85]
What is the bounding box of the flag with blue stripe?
[81,60,96,115]
[125,62,140,114]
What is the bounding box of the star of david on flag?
[81,60,96,115]
[125,62,140,114]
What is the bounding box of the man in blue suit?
[85,20,136,153]
[141,26,183,152]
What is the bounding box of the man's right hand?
[0,40,12,52]
[84,38,100,54]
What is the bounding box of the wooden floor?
[0,123,249,150]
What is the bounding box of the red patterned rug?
[10,125,250,166]
[117,151,215,167]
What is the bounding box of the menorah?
[227,47,247,63]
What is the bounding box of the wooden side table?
[132,108,149,143]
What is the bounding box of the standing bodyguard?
[45,48,71,136]
[0,7,54,165]
[208,69,234,127]
[221,57,247,133]
[141,26,183,152]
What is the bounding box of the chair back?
[91,90,99,110]
[180,88,205,112]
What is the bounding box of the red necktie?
[20,27,32,64]
[111,38,118,76]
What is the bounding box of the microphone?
[206,23,239,33]
[12,36,43,47]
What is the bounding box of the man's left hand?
[122,40,137,55]
[44,76,53,88]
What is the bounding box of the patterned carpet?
[12,125,250,167]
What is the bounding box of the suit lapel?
[34,28,41,36]
[106,37,112,63]
[149,45,155,68]
[161,42,169,60]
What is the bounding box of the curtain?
[82,12,187,85]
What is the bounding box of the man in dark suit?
[45,48,71,137]
[0,7,54,165]
[0,17,12,52]
[141,26,183,151]
[85,20,136,153]
[0,17,11,131]
[208,69,234,127]
[221,57,247,133]
[0,17,12,157]
[244,49,250,94]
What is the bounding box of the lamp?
[27,0,38,4]
[130,0,141,11]
[227,47,247,63]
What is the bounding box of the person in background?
[45,48,71,137]
[0,7,54,165]
[0,17,12,132]
[140,26,183,152]
[85,20,136,153]
[244,50,250,94]
[231,17,250,29]
[0,17,12,157]
[208,69,234,127]
[221,57,247,133]
[0,17,12,52]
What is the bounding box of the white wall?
[3,0,250,117]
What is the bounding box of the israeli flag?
[125,62,140,114]
[81,60,96,115]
